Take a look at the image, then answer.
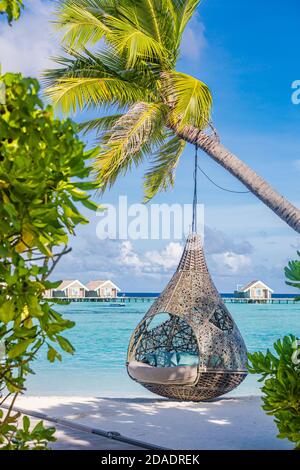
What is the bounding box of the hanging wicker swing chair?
[126,234,248,401]
[126,147,248,402]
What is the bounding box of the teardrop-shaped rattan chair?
[126,233,248,401]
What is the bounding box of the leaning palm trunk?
[171,123,300,233]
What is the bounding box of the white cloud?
[119,241,147,270]
[211,251,252,275]
[0,0,59,77]
[118,241,182,274]
[181,15,207,60]
[145,242,182,271]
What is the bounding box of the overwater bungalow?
[86,280,120,299]
[46,280,89,299]
[235,280,274,300]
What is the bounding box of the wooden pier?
[51,296,298,304]
[52,296,155,303]
[223,297,297,304]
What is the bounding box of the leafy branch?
[0,72,101,449]
[285,251,300,300]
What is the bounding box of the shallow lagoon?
[27,301,300,397]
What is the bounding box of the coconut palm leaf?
[78,114,123,135]
[163,71,212,130]
[144,133,186,201]
[95,102,167,191]
[46,76,143,113]
[55,0,111,49]
[177,0,201,38]
[53,46,159,89]
[143,0,164,44]
[131,0,178,54]
[104,13,169,68]
[44,50,150,112]
[158,0,201,49]
[44,49,117,86]
[57,0,173,67]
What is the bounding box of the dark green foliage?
[0,412,56,450]
[285,251,300,300]
[0,73,101,449]
[248,335,300,449]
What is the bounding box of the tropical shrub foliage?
[45,0,212,201]
[0,73,99,449]
[0,0,23,24]
[248,335,300,450]
[285,251,300,300]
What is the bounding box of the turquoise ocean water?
[26,301,300,397]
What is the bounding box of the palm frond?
[78,114,122,135]
[143,0,183,56]
[163,0,178,26]
[57,0,180,65]
[144,0,163,44]
[177,0,201,40]
[44,49,112,84]
[104,10,169,68]
[163,71,212,131]
[44,49,150,112]
[56,0,111,50]
[137,0,177,54]
[144,133,186,201]
[46,76,143,113]
[94,102,168,191]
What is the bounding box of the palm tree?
[45,0,300,233]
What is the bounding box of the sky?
[0,0,299,293]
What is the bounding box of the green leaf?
[73,181,99,190]
[163,70,212,131]
[47,344,62,363]
[8,339,33,359]
[94,102,167,193]
[45,49,149,113]
[80,198,102,211]
[23,415,30,433]
[56,335,75,355]
[0,300,16,324]
[70,188,89,200]
[144,132,186,201]
[56,0,110,50]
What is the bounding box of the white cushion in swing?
[128,360,198,385]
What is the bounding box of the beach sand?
[6,395,292,450]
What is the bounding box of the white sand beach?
[8,395,292,450]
